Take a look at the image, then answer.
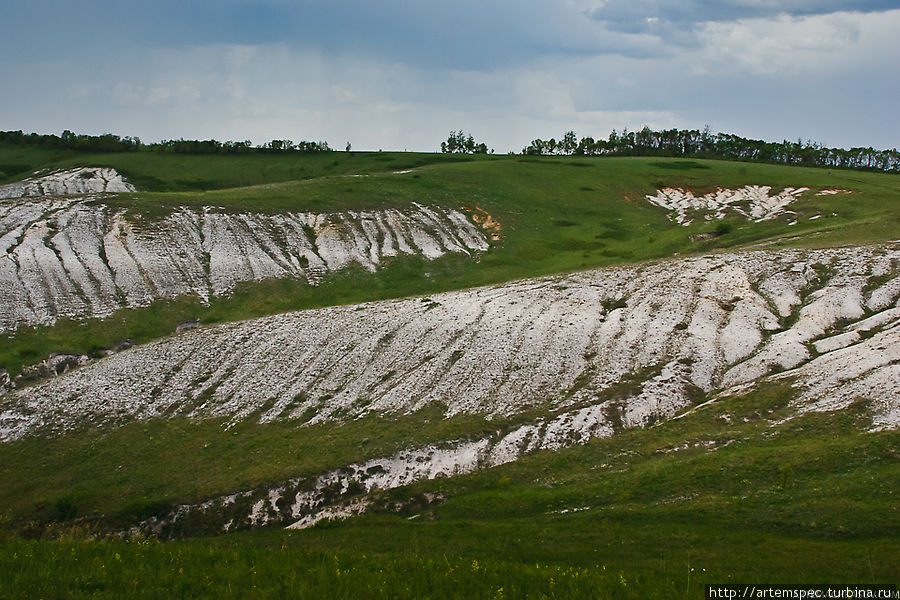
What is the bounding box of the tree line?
[3,127,897,172]
[150,138,331,154]
[0,130,331,155]
[521,126,900,173]
[0,129,142,153]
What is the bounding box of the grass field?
[2,148,898,375]
[1,382,897,598]
[0,146,480,190]
[0,402,535,529]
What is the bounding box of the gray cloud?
[1,0,618,70]
[1,3,898,153]
[588,0,900,39]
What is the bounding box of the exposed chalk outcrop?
[3,243,898,443]
[0,168,135,199]
[133,400,626,537]
[772,323,900,431]
[645,185,818,225]
[0,171,489,331]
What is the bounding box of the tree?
[440,131,489,154]
[522,139,547,155]
[561,130,578,155]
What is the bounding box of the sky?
[2,0,899,153]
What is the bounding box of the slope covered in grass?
[0,146,478,191]
[1,382,896,598]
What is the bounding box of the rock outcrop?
[0,168,135,199]
[0,169,490,331]
[3,243,897,443]
[645,185,830,225]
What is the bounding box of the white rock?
[0,168,135,199]
[0,173,490,330]
[645,185,809,225]
[4,243,898,440]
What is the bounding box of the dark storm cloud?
[1,0,619,69]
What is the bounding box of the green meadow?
[0,381,897,598]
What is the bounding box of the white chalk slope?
[0,168,489,331]
[644,185,847,226]
[0,167,135,199]
[3,243,898,445]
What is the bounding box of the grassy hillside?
[1,149,898,374]
[1,147,898,597]
[0,146,479,190]
[1,382,896,598]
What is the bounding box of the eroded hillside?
[1,158,898,541]
[3,241,898,502]
[0,168,489,331]
[3,239,897,533]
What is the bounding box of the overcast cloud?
[588,0,898,32]
[1,1,897,152]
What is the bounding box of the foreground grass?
[1,382,897,597]
[0,401,511,529]
[0,538,688,600]
[1,519,893,599]
[298,383,898,582]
